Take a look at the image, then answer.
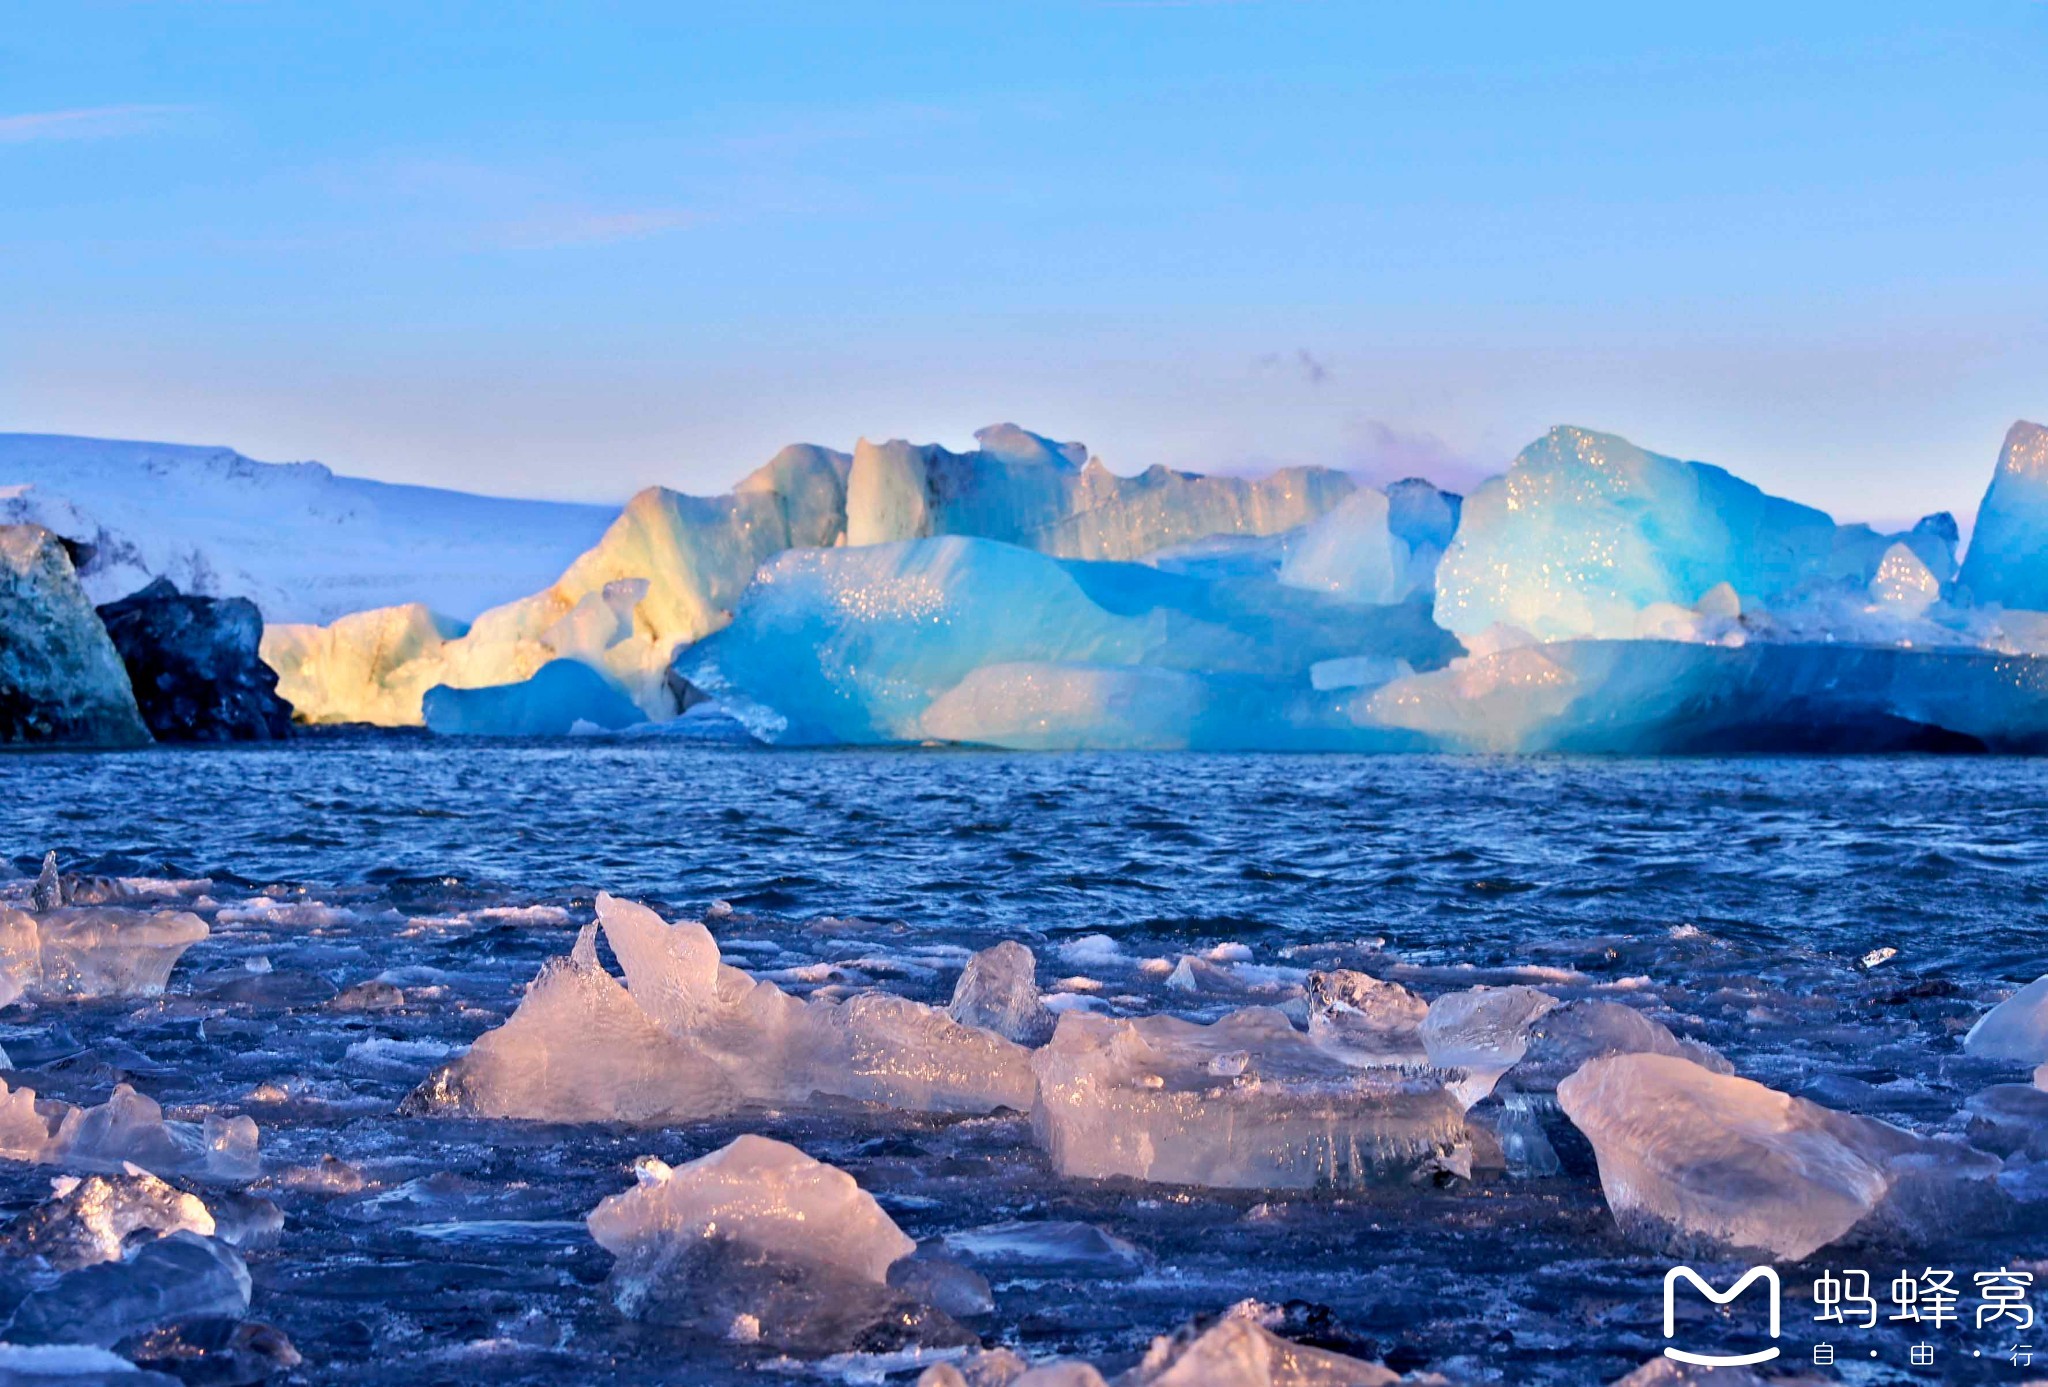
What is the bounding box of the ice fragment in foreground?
[1304,969,1428,1066]
[1031,1007,1468,1189]
[948,941,1056,1045]
[1131,1310,1399,1385]
[586,1135,970,1353]
[1965,974,2048,1064]
[5,1230,250,1348]
[1557,1053,1999,1260]
[0,1080,260,1183]
[3,1168,216,1270]
[0,905,208,1003]
[1418,984,1559,1105]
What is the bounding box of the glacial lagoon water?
[4,743,2048,1383]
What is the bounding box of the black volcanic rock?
[96,578,293,741]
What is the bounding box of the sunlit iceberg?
[1958,421,2048,609]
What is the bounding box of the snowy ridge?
[0,434,617,624]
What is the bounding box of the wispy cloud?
[0,104,193,145]
[1255,347,1332,386]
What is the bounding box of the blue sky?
[2,3,2043,524]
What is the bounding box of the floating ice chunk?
[940,1220,1148,1278]
[422,658,649,737]
[118,1319,302,1383]
[0,906,208,1002]
[587,1136,968,1353]
[916,1349,1036,1387]
[1129,1309,1399,1386]
[45,1085,261,1184]
[1304,970,1428,1066]
[399,946,737,1124]
[1419,985,1559,1105]
[417,896,1035,1121]
[1557,1054,1999,1260]
[825,991,1039,1112]
[0,1343,171,1379]
[948,946,1058,1048]
[0,1080,258,1184]
[5,1231,250,1348]
[1610,1357,1769,1386]
[1500,1000,1729,1094]
[31,851,61,912]
[1031,1008,1469,1190]
[3,1168,215,1270]
[1965,975,2048,1063]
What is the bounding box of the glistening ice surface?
[4,743,2047,1383]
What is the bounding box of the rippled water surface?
[3,744,2047,1384]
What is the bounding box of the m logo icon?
[1663,1266,1782,1367]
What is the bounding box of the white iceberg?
[1030,1007,1469,1190]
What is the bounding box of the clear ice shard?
[1304,969,1428,1066]
[586,1136,969,1353]
[4,1230,251,1348]
[1418,984,1560,1105]
[1030,1007,1469,1190]
[948,941,1056,1045]
[1557,1053,2000,1260]
[0,1080,260,1183]
[0,905,208,1003]
[2,1168,217,1270]
[398,938,739,1123]
[1129,1311,1399,1386]
[1965,974,2048,1064]
[410,895,1037,1121]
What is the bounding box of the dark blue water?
[12,745,2048,987]
[3,744,2046,1384]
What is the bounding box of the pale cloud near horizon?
[0,104,193,144]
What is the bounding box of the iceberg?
[421,657,648,736]
[678,535,1453,749]
[262,425,1357,730]
[1556,1054,1999,1260]
[1957,420,2048,609]
[1360,639,2048,754]
[587,1136,971,1353]
[409,895,1036,1122]
[0,524,150,747]
[1030,1007,1469,1190]
[1433,426,1910,643]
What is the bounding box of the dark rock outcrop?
[96,579,292,741]
[0,523,151,746]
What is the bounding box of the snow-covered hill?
[0,434,617,624]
